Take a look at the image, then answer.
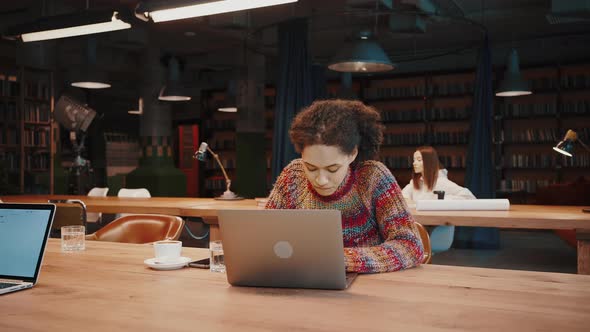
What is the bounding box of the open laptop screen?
[0,204,54,282]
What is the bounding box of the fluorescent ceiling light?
[218,107,237,112]
[72,81,111,89]
[6,10,131,42]
[144,0,298,23]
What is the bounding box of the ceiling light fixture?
[159,56,191,102]
[328,30,394,73]
[5,9,131,42]
[71,37,111,89]
[136,0,297,23]
[495,49,532,97]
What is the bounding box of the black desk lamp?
[194,142,243,200]
[552,129,590,213]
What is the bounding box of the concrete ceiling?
[1,0,590,78]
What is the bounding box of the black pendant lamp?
[328,30,394,73]
[71,37,111,89]
[159,56,191,101]
[496,49,532,97]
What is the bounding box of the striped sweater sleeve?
[344,164,424,273]
[265,161,299,209]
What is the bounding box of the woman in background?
[266,99,424,273]
[402,146,475,253]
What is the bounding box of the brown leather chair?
[86,214,184,244]
[415,222,432,264]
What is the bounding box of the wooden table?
[3,195,590,274]
[1,240,588,331]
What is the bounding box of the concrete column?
[125,45,186,196]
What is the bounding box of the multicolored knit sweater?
[266,159,424,273]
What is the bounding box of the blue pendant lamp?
[328,31,394,73]
[496,49,532,97]
[159,56,191,101]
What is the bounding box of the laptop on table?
[0,203,55,295]
[218,209,357,290]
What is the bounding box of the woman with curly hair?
[265,99,424,273]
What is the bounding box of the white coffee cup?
[153,240,182,263]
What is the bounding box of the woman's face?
[301,144,357,196]
[413,151,424,174]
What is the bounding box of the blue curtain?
[454,34,500,249]
[271,18,313,182]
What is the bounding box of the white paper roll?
[415,199,510,211]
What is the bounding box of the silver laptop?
[0,203,55,295]
[218,209,357,290]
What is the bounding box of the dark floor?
[431,230,577,274]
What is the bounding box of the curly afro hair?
[289,99,384,163]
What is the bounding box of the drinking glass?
[61,225,85,252]
[209,240,225,273]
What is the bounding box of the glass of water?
[209,240,225,273]
[61,225,85,252]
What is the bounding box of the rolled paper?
[416,199,510,211]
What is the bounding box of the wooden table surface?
[3,195,589,229]
[3,195,590,274]
[1,239,589,332]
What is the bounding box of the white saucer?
[144,257,191,270]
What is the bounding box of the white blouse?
[401,169,476,201]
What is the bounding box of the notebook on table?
[0,203,55,295]
[218,209,357,290]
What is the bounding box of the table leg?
[576,229,590,275]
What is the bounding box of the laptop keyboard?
[0,282,18,289]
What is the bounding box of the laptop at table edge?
[0,203,55,295]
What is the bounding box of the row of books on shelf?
[562,153,589,167]
[204,176,228,191]
[205,158,235,170]
[439,154,467,168]
[0,75,19,97]
[430,131,469,144]
[208,139,235,150]
[499,178,555,193]
[365,86,425,99]
[364,82,474,100]
[23,102,50,123]
[562,100,590,115]
[23,128,49,147]
[0,128,19,145]
[383,133,424,146]
[502,128,557,143]
[0,151,19,170]
[381,109,423,122]
[23,81,50,100]
[529,77,559,91]
[382,156,412,169]
[0,102,17,122]
[429,82,474,96]
[498,102,557,118]
[105,133,140,168]
[380,107,471,122]
[505,154,556,168]
[25,153,50,171]
[204,119,236,131]
[561,74,590,90]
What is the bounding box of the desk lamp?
[552,129,590,213]
[194,142,243,200]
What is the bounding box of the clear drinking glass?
[61,225,85,252]
[209,240,225,273]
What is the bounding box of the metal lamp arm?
[207,146,231,191]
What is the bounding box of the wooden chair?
[49,199,87,238]
[86,214,184,244]
[415,222,432,264]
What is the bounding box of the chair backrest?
[117,188,151,198]
[116,188,151,219]
[88,187,109,197]
[87,187,109,223]
[415,222,432,264]
[86,214,184,244]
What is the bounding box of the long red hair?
[412,146,441,191]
